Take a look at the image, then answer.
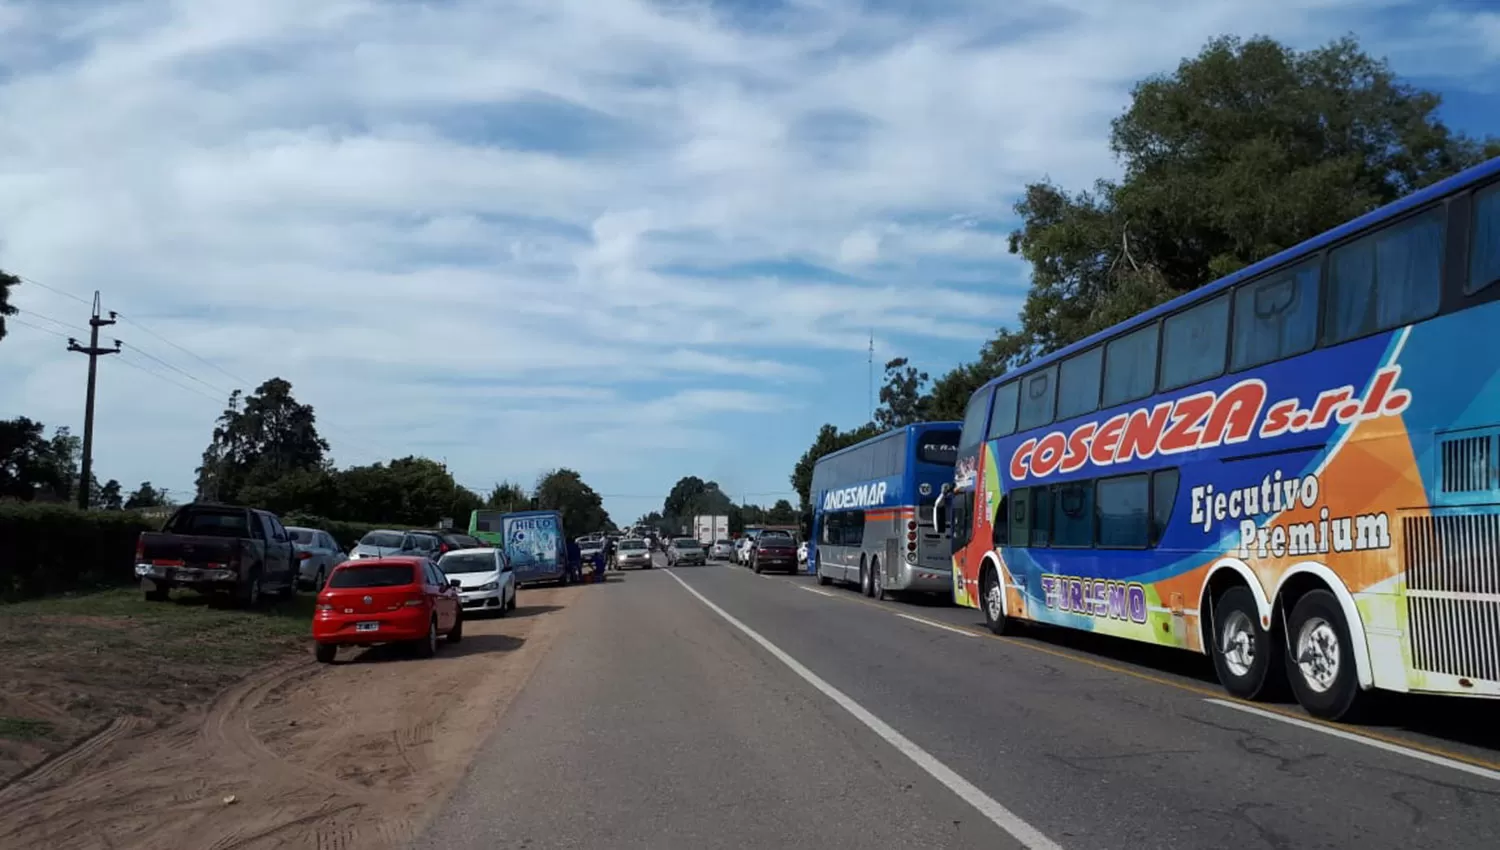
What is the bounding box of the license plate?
[355,622,379,632]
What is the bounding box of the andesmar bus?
[810,422,961,599]
[936,154,1500,721]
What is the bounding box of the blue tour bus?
[809,422,962,599]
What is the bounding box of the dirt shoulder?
[0,583,585,850]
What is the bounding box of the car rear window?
[359,531,405,548]
[674,539,699,548]
[439,552,494,574]
[166,508,250,537]
[445,534,482,548]
[329,564,415,588]
[289,529,315,544]
[619,540,646,550]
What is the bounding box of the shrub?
[0,504,158,602]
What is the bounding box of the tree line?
[634,475,801,538]
[0,371,616,534]
[790,34,1500,508]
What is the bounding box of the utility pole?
[67,292,121,510]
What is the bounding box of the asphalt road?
[417,557,1500,850]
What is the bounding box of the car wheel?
[448,611,464,643]
[1285,589,1366,721]
[238,571,263,608]
[1210,585,1284,701]
[508,588,518,611]
[753,559,762,574]
[315,567,327,591]
[415,617,438,658]
[143,584,169,602]
[314,643,337,664]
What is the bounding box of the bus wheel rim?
[1295,617,1340,693]
[985,578,1003,621]
[1220,609,1256,678]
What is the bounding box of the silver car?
[615,538,653,569]
[669,538,706,566]
[710,539,735,560]
[349,529,422,560]
[287,526,344,590]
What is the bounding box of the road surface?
[417,557,1500,850]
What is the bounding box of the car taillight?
[439,544,450,554]
[316,602,333,611]
[134,536,145,562]
[297,551,311,560]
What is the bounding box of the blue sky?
[1,0,1497,525]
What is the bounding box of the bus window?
[1051,482,1093,547]
[1096,474,1150,548]
[1159,294,1229,390]
[1029,485,1052,547]
[1009,488,1031,547]
[1103,323,1159,408]
[990,495,1009,547]
[986,382,1019,440]
[1055,346,1102,421]
[1470,181,1500,294]
[951,492,973,550]
[961,387,995,451]
[1017,365,1058,431]
[1231,259,1320,370]
[1324,207,1444,344]
[1151,469,1180,545]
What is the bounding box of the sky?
[1,0,1498,525]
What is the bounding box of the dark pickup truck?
[135,503,298,605]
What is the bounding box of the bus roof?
[813,421,963,467]
[973,153,1500,397]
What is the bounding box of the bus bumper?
[893,562,953,593]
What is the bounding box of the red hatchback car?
[312,557,463,663]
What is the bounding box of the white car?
[709,539,735,560]
[438,547,517,617]
[734,537,756,565]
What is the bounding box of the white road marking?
[896,613,977,637]
[663,569,1064,850]
[1204,699,1500,783]
[798,586,836,597]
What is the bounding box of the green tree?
[662,476,734,531]
[487,481,529,511]
[97,479,124,510]
[195,378,330,503]
[765,499,798,525]
[874,357,930,429]
[0,269,17,343]
[0,417,73,501]
[927,33,1500,412]
[533,468,611,535]
[789,422,882,510]
[124,481,170,509]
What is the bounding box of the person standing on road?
[592,546,606,583]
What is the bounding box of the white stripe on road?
[896,613,977,637]
[1204,699,1500,783]
[798,586,836,597]
[663,569,1063,850]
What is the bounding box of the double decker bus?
[936,155,1500,720]
[810,422,961,598]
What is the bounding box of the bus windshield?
[915,430,960,466]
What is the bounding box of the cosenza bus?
[810,422,961,598]
[935,154,1500,721]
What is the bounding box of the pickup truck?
[134,503,298,605]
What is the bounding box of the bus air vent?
[1402,512,1500,684]
[1439,434,1496,494]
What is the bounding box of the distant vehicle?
[669,537,706,566]
[312,557,463,663]
[797,540,808,565]
[615,538,653,570]
[439,547,517,617]
[733,534,757,565]
[810,421,962,598]
[751,531,797,574]
[496,510,572,586]
[467,510,506,546]
[135,503,298,605]
[709,539,735,560]
[287,526,344,590]
[410,530,485,558]
[937,154,1500,720]
[404,531,445,561]
[579,536,605,565]
[349,529,423,560]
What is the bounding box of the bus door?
[949,488,975,603]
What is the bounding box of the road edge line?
[1203,698,1500,783]
[895,613,977,637]
[662,569,1064,850]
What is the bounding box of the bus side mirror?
[932,492,948,534]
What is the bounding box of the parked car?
[312,557,463,663]
[404,531,445,560]
[579,536,605,566]
[350,529,422,560]
[734,536,756,565]
[669,537,706,566]
[710,539,735,560]
[287,526,344,590]
[135,503,297,605]
[752,532,798,574]
[615,538,653,569]
[410,530,485,558]
[797,541,808,566]
[438,547,517,616]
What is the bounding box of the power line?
[113,312,252,389]
[114,355,225,405]
[18,275,90,306]
[14,307,88,335]
[120,341,233,398]
[7,315,72,339]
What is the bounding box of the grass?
[0,717,57,741]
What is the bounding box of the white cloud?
[1,0,1495,519]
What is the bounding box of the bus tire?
[860,559,872,597]
[1209,585,1284,701]
[816,556,831,586]
[871,558,886,601]
[1285,589,1366,721]
[980,565,1013,636]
